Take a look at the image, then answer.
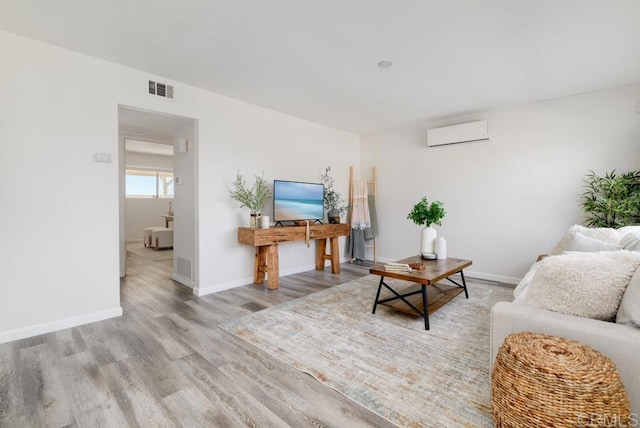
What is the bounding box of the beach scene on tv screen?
[274,181,324,220]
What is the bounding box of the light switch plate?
[94,153,112,163]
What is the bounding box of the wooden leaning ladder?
[348,166,378,263]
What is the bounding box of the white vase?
[420,226,437,254]
[436,237,447,259]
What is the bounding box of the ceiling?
[118,106,194,143]
[2,0,640,135]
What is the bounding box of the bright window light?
[126,169,174,198]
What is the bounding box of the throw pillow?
[616,225,640,239]
[619,230,640,252]
[565,232,622,252]
[550,225,620,255]
[617,266,640,327]
[526,250,640,320]
[512,262,539,303]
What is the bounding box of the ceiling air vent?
[148,80,174,100]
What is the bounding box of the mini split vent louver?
[426,120,489,147]
[148,80,174,100]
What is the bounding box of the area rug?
[219,275,513,427]
[126,242,173,261]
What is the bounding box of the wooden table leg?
[254,246,268,284]
[315,237,341,273]
[315,238,327,270]
[329,236,340,274]
[267,244,279,290]
[254,244,280,289]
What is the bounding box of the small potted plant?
[229,172,271,228]
[321,166,348,224]
[407,197,445,254]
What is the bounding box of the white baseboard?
[194,278,251,296]
[0,306,123,345]
[371,257,520,285]
[171,273,195,289]
[465,270,520,285]
[195,263,318,297]
[193,260,523,297]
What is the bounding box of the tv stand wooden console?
[237,223,350,289]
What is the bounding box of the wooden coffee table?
[370,256,472,330]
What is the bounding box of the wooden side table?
[162,215,174,228]
[237,223,350,289]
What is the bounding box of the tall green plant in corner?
[581,169,640,227]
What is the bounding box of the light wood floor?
[0,252,395,427]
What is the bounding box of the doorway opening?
[118,106,199,294]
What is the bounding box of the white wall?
[0,30,359,342]
[0,32,122,341]
[124,198,173,241]
[7,27,633,343]
[172,124,197,288]
[361,85,640,283]
[123,151,174,242]
[196,105,358,295]
[119,135,126,277]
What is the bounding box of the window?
[126,169,174,198]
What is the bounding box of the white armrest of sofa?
[491,302,640,413]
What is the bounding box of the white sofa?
[490,225,640,413]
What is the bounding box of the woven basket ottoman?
[491,332,630,427]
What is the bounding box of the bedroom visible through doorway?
[118,106,199,295]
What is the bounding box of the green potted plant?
[581,169,640,227]
[321,166,348,224]
[229,172,271,228]
[407,197,445,254]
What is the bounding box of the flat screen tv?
[273,180,324,222]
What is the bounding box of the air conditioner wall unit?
[426,120,489,147]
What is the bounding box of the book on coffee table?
[384,263,412,272]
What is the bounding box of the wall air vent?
[427,120,488,147]
[148,80,174,100]
[177,257,192,280]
